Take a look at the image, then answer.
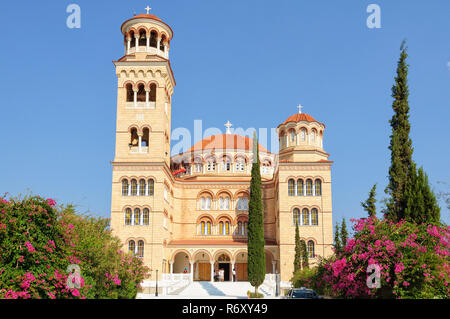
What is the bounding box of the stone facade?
[110,13,333,284]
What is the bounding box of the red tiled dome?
[121,14,173,37]
[188,134,269,153]
[278,113,325,127]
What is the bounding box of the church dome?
[188,134,269,153]
[278,113,325,128]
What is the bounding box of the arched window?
[293,208,300,226]
[206,158,216,171]
[150,30,158,48]
[137,240,144,257]
[222,157,231,171]
[149,83,156,102]
[139,179,146,196]
[137,83,146,102]
[237,221,242,235]
[128,240,136,255]
[297,179,304,196]
[130,128,139,146]
[160,35,166,51]
[219,196,230,210]
[311,208,318,226]
[302,208,310,226]
[290,130,296,145]
[288,179,295,196]
[237,196,248,210]
[200,196,212,210]
[126,83,134,102]
[142,128,149,147]
[129,31,136,48]
[122,179,129,196]
[306,179,313,196]
[300,129,307,142]
[125,208,132,225]
[315,179,322,196]
[311,129,317,144]
[143,208,150,225]
[147,179,154,196]
[138,29,146,47]
[134,208,141,225]
[243,221,248,235]
[200,220,212,235]
[236,157,245,171]
[307,241,315,258]
[131,179,138,196]
[219,221,224,235]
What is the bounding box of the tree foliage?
[362,184,377,217]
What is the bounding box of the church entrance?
[218,263,230,281]
[235,263,248,281]
[197,263,210,281]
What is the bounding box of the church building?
[109,10,333,287]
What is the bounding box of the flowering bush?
[317,217,449,298]
[0,196,148,299]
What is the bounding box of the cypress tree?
[247,132,265,294]
[361,184,377,217]
[334,223,341,255]
[293,223,302,274]
[404,164,440,224]
[385,41,414,222]
[300,240,309,269]
[340,218,348,250]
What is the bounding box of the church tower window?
[128,240,136,255]
[293,208,300,226]
[315,179,322,196]
[149,83,157,102]
[307,241,315,258]
[150,30,158,48]
[143,208,149,225]
[306,179,313,196]
[130,179,138,196]
[288,179,295,196]
[311,208,318,226]
[134,208,141,225]
[137,240,144,257]
[297,179,304,196]
[125,208,132,225]
[137,84,146,102]
[147,179,154,196]
[302,208,310,226]
[126,83,134,102]
[122,179,129,196]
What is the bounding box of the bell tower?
[113,10,175,166]
[110,9,176,278]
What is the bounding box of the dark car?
[287,287,323,299]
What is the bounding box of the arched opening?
[265,250,276,274]
[217,217,231,235]
[311,208,319,226]
[302,208,310,226]
[122,179,129,196]
[130,128,139,147]
[129,31,136,48]
[307,241,315,258]
[143,208,149,225]
[137,83,146,102]
[288,179,295,196]
[142,128,149,147]
[125,83,134,102]
[150,30,158,48]
[293,208,300,226]
[149,83,157,102]
[297,179,304,196]
[137,240,144,258]
[139,179,146,196]
[130,179,137,196]
[128,240,135,255]
[218,195,230,210]
[315,179,322,196]
[193,251,211,281]
[173,251,190,274]
[147,179,154,196]
[306,179,313,196]
[198,217,212,234]
[124,208,132,225]
[138,29,147,47]
[234,251,248,281]
[160,34,166,51]
[134,208,141,225]
[215,252,232,282]
[236,195,248,210]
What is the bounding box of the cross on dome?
[224,121,233,134]
[297,104,303,114]
[145,6,152,14]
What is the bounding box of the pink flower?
[24,241,35,253]
[394,263,405,274]
[47,198,57,207]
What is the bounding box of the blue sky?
[0,0,449,227]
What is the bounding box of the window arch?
[307,241,315,258]
[130,179,138,196]
[130,128,139,147]
[134,208,141,225]
[200,218,212,235]
[222,156,232,172]
[149,30,158,48]
[315,179,322,196]
[138,29,146,47]
[126,83,134,102]
[290,130,296,145]
[311,129,317,144]
[149,83,156,102]
[129,31,136,48]
[137,240,144,258]
[288,179,295,196]
[297,179,304,196]
[311,208,318,226]
[147,179,154,196]
[128,240,136,255]
[302,208,310,226]
[293,208,300,226]
[206,157,216,171]
[122,179,129,196]
[142,128,149,147]
[237,196,249,210]
[139,179,146,196]
[160,34,166,51]
[235,156,245,172]
[137,83,146,102]
[306,179,313,196]
[199,194,212,210]
[125,208,132,225]
[300,128,307,142]
[218,195,230,210]
[143,208,150,225]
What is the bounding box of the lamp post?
[155,269,158,296]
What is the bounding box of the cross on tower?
[145,6,152,14]
[224,121,233,134]
[297,104,303,114]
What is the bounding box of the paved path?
[137,281,275,299]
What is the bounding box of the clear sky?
[0,0,449,227]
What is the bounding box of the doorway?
[218,263,230,281]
